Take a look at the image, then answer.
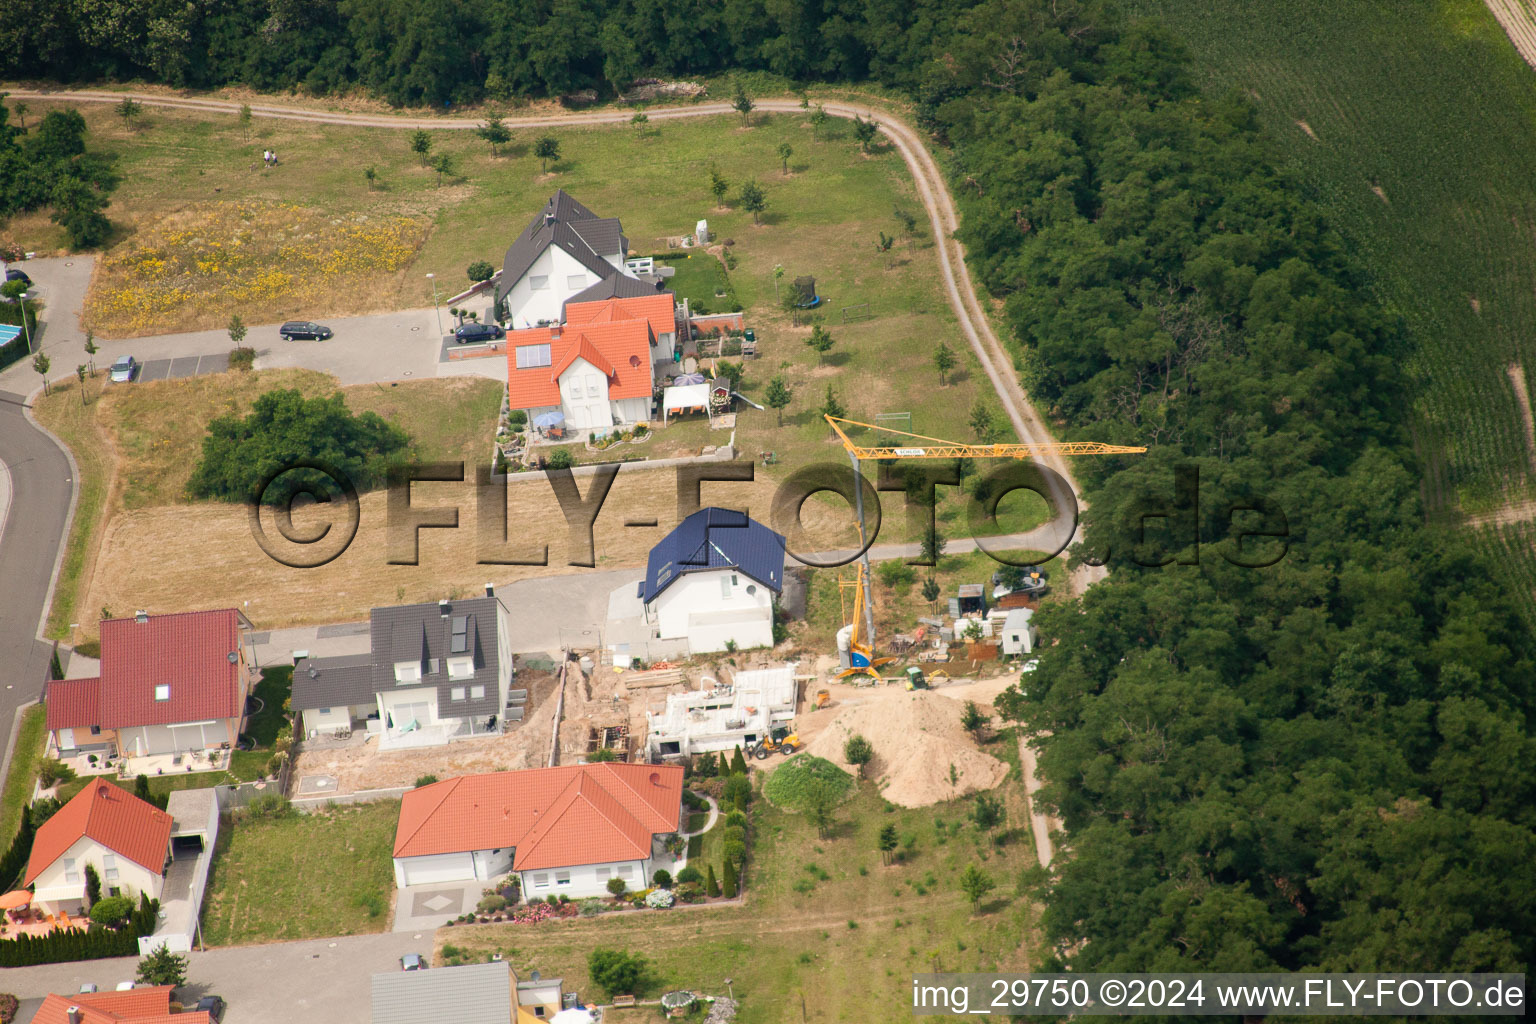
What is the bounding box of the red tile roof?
[394,763,683,870]
[506,299,657,412]
[46,677,102,732]
[97,610,243,729]
[25,778,173,886]
[32,988,212,1024]
[565,293,676,341]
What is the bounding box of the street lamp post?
[426,273,443,336]
[19,292,33,354]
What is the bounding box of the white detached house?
[495,190,636,329]
[391,763,685,898]
[640,507,788,654]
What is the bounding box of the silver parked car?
[108,355,137,383]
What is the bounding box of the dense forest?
[5,0,1533,977]
[6,0,1038,106]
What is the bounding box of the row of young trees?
[940,2,1536,975]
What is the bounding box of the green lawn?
[1121,0,1536,518]
[0,704,49,845]
[664,253,739,315]
[243,667,292,748]
[201,801,398,945]
[445,780,1037,1024]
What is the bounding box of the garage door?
[401,852,474,886]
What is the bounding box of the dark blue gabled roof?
[642,507,787,604]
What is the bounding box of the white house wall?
[520,859,649,901]
[559,356,614,430]
[651,571,775,649]
[32,836,164,915]
[506,247,603,329]
[611,396,650,426]
[302,703,374,737]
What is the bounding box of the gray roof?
[290,652,376,712]
[565,272,670,312]
[371,961,512,1024]
[372,597,502,719]
[496,190,627,304]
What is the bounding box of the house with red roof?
[25,778,173,916]
[391,763,684,897]
[45,609,254,762]
[507,292,677,433]
[30,986,213,1024]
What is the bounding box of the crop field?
[1121,0,1536,619]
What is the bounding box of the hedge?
[0,806,34,893]
[0,302,37,374]
[0,894,159,966]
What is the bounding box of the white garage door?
[400,852,475,886]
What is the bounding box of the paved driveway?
[4,931,432,1024]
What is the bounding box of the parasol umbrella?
[0,890,32,910]
[674,373,706,385]
[533,411,566,428]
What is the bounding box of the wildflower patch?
[86,202,425,336]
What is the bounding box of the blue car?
[454,322,506,344]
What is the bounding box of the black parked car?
[4,268,31,287]
[195,996,226,1022]
[279,321,333,340]
[454,322,506,344]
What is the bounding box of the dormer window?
[154,684,170,701]
[448,657,474,680]
[395,662,420,684]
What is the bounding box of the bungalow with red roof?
[25,778,173,916]
[45,609,254,762]
[392,763,684,897]
[507,293,677,432]
[30,986,213,1024]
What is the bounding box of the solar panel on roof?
[451,635,468,654]
[452,615,468,634]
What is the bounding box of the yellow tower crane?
[823,414,1147,680]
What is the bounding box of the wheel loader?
[751,724,802,759]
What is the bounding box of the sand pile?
[801,690,1008,807]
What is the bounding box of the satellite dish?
[227,651,239,664]
[308,667,318,678]
[531,970,541,982]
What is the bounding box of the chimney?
[134,609,148,624]
[68,1008,82,1024]
[544,202,555,227]
[484,583,495,598]
[439,599,450,618]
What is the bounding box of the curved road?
[4,86,1075,859]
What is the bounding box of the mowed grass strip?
[0,704,49,846]
[444,782,1037,1024]
[200,801,398,946]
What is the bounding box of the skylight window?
[154,684,170,701]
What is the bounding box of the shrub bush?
[606,877,628,897]
[652,869,672,888]
[35,759,74,787]
[762,755,854,811]
[724,810,746,829]
[476,894,507,914]
[546,448,574,470]
[721,774,751,808]
[243,793,293,819]
[722,825,745,846]
[88,896,134,928]
[578,898,606,917]
[228,348,255,371]
[508,410,527,428]
[675,866,702,884]
[0,992,16,1024]
[723,840,746,864]
[415,775,439,788]
[644,888,675,909]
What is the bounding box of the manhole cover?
[411,326,420,332]
[403,371,413,377]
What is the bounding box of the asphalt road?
[0,258,90,774]
[1,930,430,1024]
